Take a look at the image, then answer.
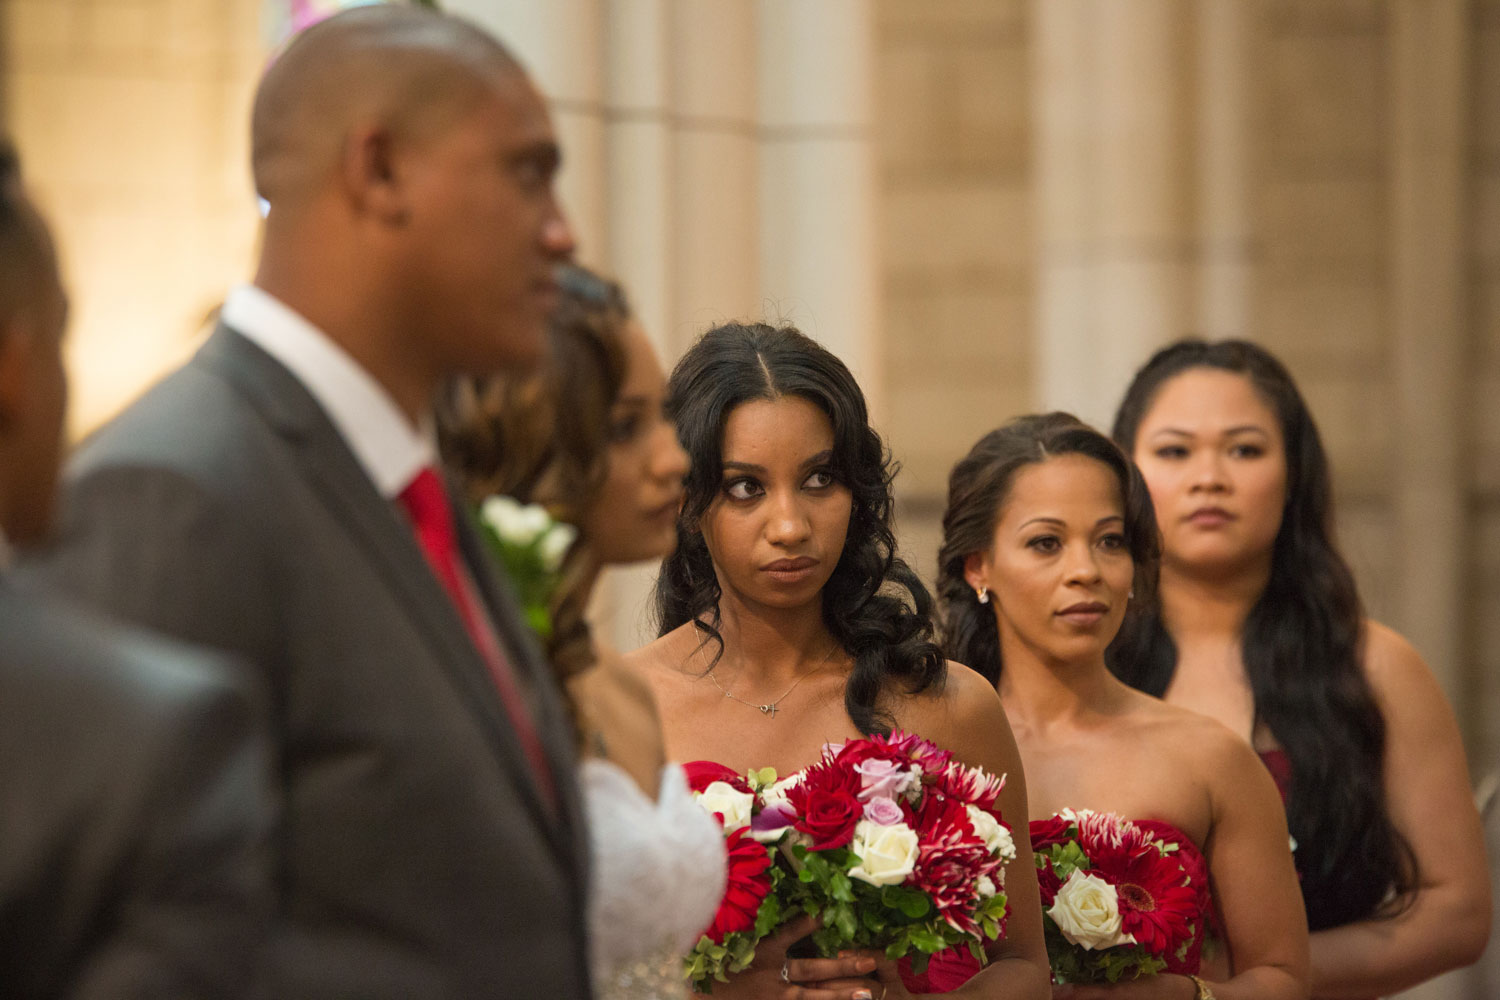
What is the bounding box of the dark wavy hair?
[654,322,945,735]
[936,413,1160,687]
[1110,338,1416,930]
[437,264,629,691]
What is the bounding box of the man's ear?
[340,123,410,226]
[962,551,988,594]
[0,318,32,433]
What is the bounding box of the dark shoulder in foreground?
[0,584,259,714]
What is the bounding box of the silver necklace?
[708,643,839,718]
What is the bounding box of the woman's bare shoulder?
[620,621,700,674]
[1137,693,1269,792]
[892,660,1014,768]
[570,646,656,716]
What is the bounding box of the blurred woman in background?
[1110,339,1488,997]
[439,264,722,1000]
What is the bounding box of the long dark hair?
[1111,338,1416,930]
[437,264,629,689]
[936,413,1160,687]
[654,322,945,735]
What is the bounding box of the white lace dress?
[582,758,727,1000]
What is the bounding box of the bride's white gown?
[582,758,727,999]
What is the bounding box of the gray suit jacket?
[0,583,273,999]
[23,326,593,998]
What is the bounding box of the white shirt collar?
[220,285,435,499]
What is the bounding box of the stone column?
[664,0,761,357]
[447,0,610,264]
[755,0,882,416]
[1194,0,1256,339]
[1385,11,1471,997]
[1388,2,1470,702]
[1032,0,1195,428]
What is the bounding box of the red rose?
[704,825,775,942]
[1036,855,1062,904]
[683,760,747,795]
[794,787,863,850]
[786,758,865,850]
[1028,815,1075,851]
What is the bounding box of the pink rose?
[856,758,917,803]
[863,796,905,826]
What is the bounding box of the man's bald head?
[251,5,525,207]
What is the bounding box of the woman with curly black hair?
[627,322,1048,1000]
[1111,339,1489,997]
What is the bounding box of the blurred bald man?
[22,7,592,997]
[0,140,274,999]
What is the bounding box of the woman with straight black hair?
[1111,338,1488,997]
[937,412,1307,1000]
[627,321,1050,999]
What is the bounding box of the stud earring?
[1128,589,1135,600]
[976,586,989,605]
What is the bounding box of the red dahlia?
[705,825,774,943]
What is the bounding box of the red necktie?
[399,467,556,812]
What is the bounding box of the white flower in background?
[694,781,754,831]
[966,804,1017,863]
[1048,870,1131,950]
[976,874,998,899]
[848,819,919,887]
[480,495,552,546]
[536,522,577,572]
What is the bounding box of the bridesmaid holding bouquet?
[936,413,1308,1000]
[628,322,1050,999]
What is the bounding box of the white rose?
[848,819,919,887]
[966,805,1016,863]
[695,781,754,831]
[1048,870,1131,950]
[976,874,998,899]
[536,521,577,572]
[481,495,552,546]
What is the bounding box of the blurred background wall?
[2,1,1496,993]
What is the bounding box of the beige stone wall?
[877,0,1032,524]
[1474,0,1500,890]
[2,0,265,438]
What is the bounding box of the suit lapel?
[453,502,588,865]
[195,327,568,854]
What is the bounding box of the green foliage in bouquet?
[684,868,785,992]
[779,844,1005,975]
[475,496,576,640]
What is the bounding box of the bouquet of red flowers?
[1030,809,1208,984]
[681,762,787,990]
[683,732,1015,992]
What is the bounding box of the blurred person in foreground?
[0,138,274,998]
[19,6,590,997]
[439,263,725,999]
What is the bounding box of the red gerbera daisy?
[1093,840,1197,956]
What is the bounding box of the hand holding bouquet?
[1031,809,1207,984]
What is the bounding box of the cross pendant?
[759,703,776,717]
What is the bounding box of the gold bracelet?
[1187,974,1217,1000]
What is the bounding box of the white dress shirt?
[220,285,434,498]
